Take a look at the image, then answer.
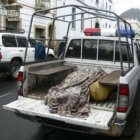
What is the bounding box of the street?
[0,73,140,140]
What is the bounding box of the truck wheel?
[9,60,21,80]
[122,119,137,137]
[122,87,139,137]
[47,55,54,60]
[41,125,56,134]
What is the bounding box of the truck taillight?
[118,85,129,112]
[17,72,23,96]
[0,52,2,60]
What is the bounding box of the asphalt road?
[0,73,140,140]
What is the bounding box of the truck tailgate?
[3,96,115,130]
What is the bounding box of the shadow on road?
[0,73,17,95]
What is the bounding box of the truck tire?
[47,55,54,60]
[122,118,137,137]
[9,60,21,80]
[41,125,56,133]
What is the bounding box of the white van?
[0,33,55,79]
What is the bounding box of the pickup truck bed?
[4,96,115,130]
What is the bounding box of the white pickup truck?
[3,35,140,136]
[3,4,140,137]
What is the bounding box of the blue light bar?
[116,29,135,38]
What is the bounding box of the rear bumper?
[0,61,10,72]
[15,112,126,137]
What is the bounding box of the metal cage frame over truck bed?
[24,4,134,76]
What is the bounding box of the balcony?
[4,3,23,10]
[2,0,17,2]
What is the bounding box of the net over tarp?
[45,67,105,118]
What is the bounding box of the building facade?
[0,0,56,38]
[56,0,115,39]
[0,0,115,40]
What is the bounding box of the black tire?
[9,60,21,80]
[41,125,56,134]
[122,118,137,137]
[47,55,54,60]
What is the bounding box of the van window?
[29,39,37,47]
[66,39,81,58]
[16,36,28,47]
[115,42,133,62]
[2,35,16,47]
[98,40,114,61]
[83,39,97,59]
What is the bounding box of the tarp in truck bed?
[3,96,115,130]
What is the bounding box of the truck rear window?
[83,39,97,59]
[115,42,133,62]
[98,40,114,61]
[66,39,81,58]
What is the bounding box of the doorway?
[35,28,45,38]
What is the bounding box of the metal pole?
[46,19,56,60]
[124,22,130,68]
[24,13,35,64]
[117,17,124,76]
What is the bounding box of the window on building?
[66,39,81,58]
[81,13,84,31]
[106,2,108,14]
[109,5,111,11]
[6,20,19,31]
[96,0,99,8]
[72,8,76,29]
[91,20,93,28]
[36,0,46,9]
[98,40,114,61]
[2,35,16,47]
[109,5,111,15]
[105,23,107,28]
[83,39,97,60]
[95,22,100,28]
[16,36,28,48]
[46,0,51,8]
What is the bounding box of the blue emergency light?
[116,29,135,38]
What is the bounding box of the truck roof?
[68,36,131,42]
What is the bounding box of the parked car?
[0,33,54,79]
